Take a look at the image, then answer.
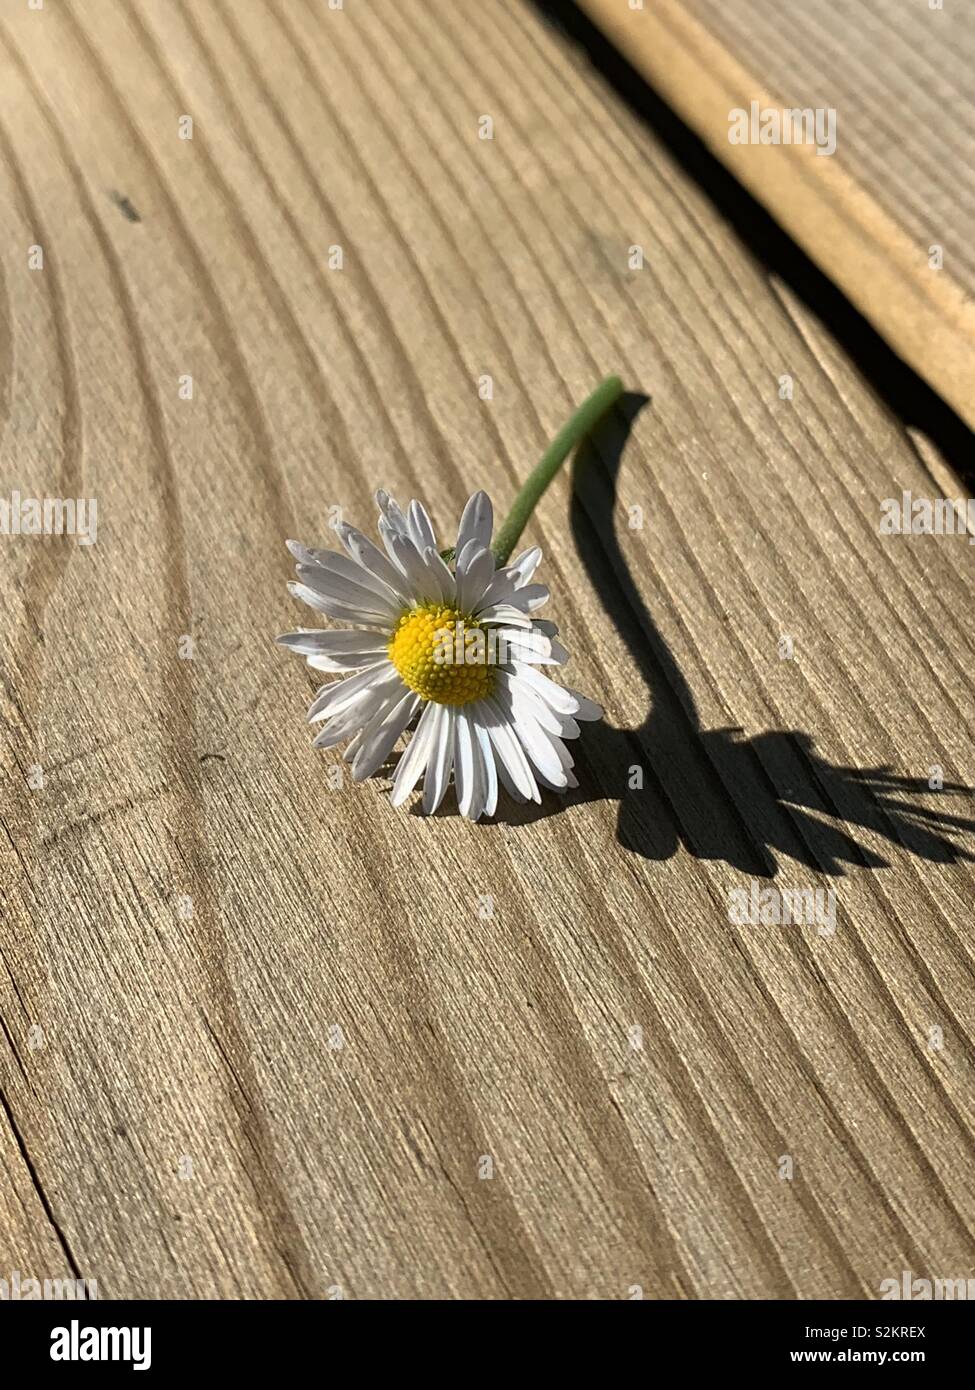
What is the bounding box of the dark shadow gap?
[531,0,975,484]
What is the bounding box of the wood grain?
[1,0,974,1299]
[580,0,975,432]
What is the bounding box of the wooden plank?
[0,0,973,1299]
[579,0,975,432]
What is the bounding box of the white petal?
[342,731,365,762]
[390,702,439,806]
[288,541,403,609]
[423,705,454,814]
[565,688,603,721]
[387,533,442,604]
[508,546,542,587]
[313,716,363,750]
[492,627,566,666]
[456,491,493,553]
[407,500,437,552]
[306,649,389,672]
[288,581,391,628]
[336,523,413,603]
[469,731,489,822]
[295,563,401,621]
[513,713,568,787]
[481,582,548,615]
[531,722,577,790]
[544,731,575,770]
[494,681,568,786]
[495,670,565,737]
[509,661,595,717]
[455,542,495,614]
[423,546,457,604]
[376,490,410,536]
[470,710,498,818]
[535,767,575,793]
[511,583,550,612]
[484,698,540,803]
[312,682,399,748]
[351,691,421,781]
[276,628,386,658]
[476,603,533,629]
[495,755,529,803]
[307,662,395,721]
[379,518,410,574]
[473,571,520,612]
[453,711,476,818]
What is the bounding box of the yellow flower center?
[388,604,495,706]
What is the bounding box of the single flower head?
[277,489,602,820]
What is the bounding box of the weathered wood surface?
[581,0,975,432]
[1,0,974,1299]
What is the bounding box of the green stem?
[491,375,623,566]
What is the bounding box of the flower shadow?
[494,392,975,878]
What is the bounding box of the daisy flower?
[277,376,623,820]
[278,489,601,820]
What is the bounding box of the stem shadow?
[498,393,975,878]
